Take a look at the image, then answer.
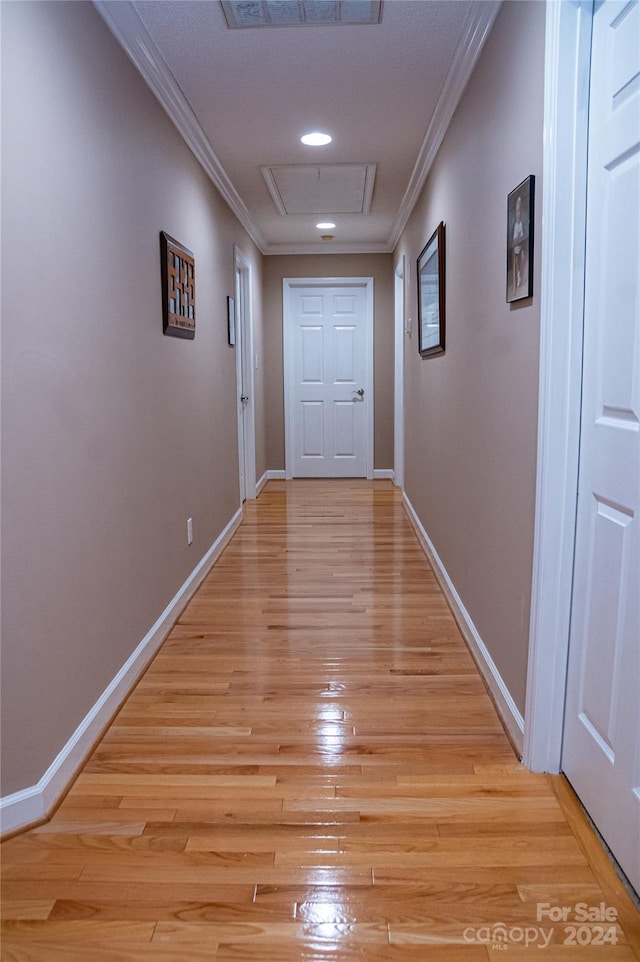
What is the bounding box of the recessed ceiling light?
[316,222,336,229]
[301,132,332,146]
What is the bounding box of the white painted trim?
[403,493,525,755]
[394,255,405,490]
[523,0,592,774]
[386,0,501,250]
[234,246,257,501]
[361,163,377,217]
[256,471,268,496]
[93,2,499,259]
[92,1,266,253]
[260,469,389,488]
[283,277,375,480]
[256,469,286,495]
[265,242,393,256]
[234,266,246,504]
[0,508,243,837]
[260,167,287,217]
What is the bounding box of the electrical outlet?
[187,517,193,545]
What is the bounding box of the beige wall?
[1,0,544,799]
[394,0,545,713]
[263,254,394,471]
[0,1,263,796]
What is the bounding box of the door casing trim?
[283,277,374,481]
[523,0,592,773]
[394,256,406,491]
[235,245,256,501]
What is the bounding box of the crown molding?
[263,241,392,256]
[93,0,267,252]
[386,0,502,250]
[93,0,500,258]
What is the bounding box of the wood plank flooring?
[2,480,639,960]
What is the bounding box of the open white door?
[283,277,374,479]
[561,0,640,893]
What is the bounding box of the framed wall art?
[227,296,236,346]
[506,175,534,303]
[417,221,446,357]
[160,231,196,338]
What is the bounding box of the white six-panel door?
[284,278,373,479]
[561,0,640,893]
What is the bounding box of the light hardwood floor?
[2,480,639,960]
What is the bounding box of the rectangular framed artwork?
[160,231,196,338]
[417,221,446,357]
[506,175,534,303]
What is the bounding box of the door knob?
[356,388,365,396]
[240,395,249,402]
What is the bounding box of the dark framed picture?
[506,175,534,303]
[227,296,236,346]
[417,221,446,357]
[160,231,196,338]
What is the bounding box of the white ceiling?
[95,0,501,254]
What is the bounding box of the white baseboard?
[256,470,286,495]
[256,472,268,496]
[373,469,395,480]
[258,470,392,489]
[402,493,525,755]
[0,507,243,837]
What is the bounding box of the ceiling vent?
[221,1,382,29]
[261,164,376,215]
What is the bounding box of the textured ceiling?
[96,0,501,253]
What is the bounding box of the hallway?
[1,480,639,960]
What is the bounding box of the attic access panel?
[261,164,377,215]
[221,1,382,29]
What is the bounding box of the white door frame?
[234,245,256,501]
[283,276,374,481]
[394,256,405,490]
[523,0,593,773]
